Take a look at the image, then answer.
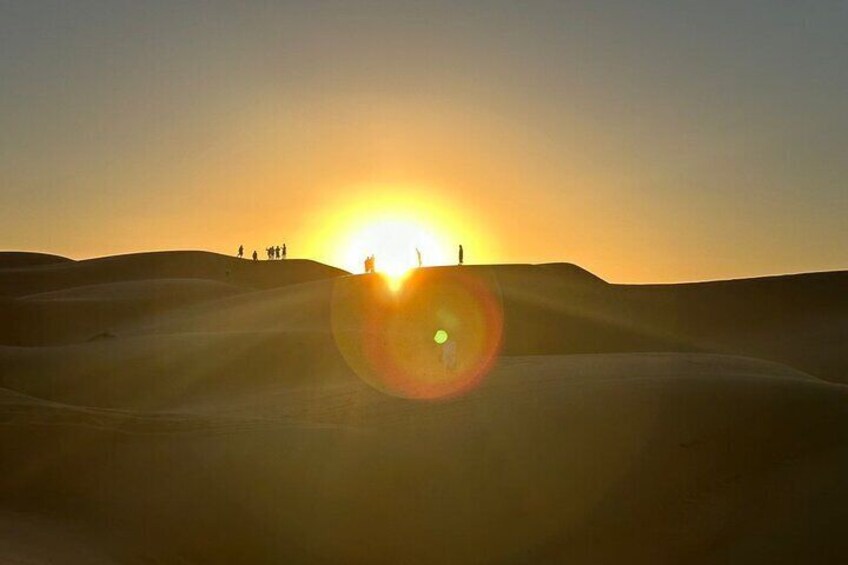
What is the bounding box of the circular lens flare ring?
[331,268,503,400]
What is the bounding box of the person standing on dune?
[416,247,423,268]
[237,244,243,258]
[252,250,258,261]
[458,244,464,265]
[282,243,287,259]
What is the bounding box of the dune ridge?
[0,250,347,298]
[0,251,74,269]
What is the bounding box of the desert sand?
[1,250,846,563]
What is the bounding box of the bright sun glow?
[345,217,448,283]
[308,184,493,283]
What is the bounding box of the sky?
[1,1,846,282]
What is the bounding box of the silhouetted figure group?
[364,255,376,274]
[239,242,466,270]
[265,244,287,260]
[239,243,286,261]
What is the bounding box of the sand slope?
[1,353,845,563]
[0,251,347,346]
[0,250,347,298]
[0,254,845,563]
[0,251,73,269]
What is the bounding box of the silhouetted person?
[275,246,281,259]
[238,245,244,258]
[458,244,464,265]
[252,250,258,261]
[282,243,287,259]
[416,247,422,268]
[363,255,376,274]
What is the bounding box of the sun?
[309,184,491,282]
[343,216,449,284]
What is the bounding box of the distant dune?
[0,251,845,563]
[0,251,73,269]
[0,250,347,297]
[21,278,244,302]
[0,251,347,345]
[492,264,848,384]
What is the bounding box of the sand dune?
[1,279,243,346]
[0,251,73,269]
[0,250,347,298]
[0,251,346,346]
[21,278,243,302]
[0,252,846,563]
[1,353,845,563]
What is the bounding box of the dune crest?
[0,252,73,269]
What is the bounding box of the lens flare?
[331,267,504,400]
[433,329,448,344]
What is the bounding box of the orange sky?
[2,3,846,283]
